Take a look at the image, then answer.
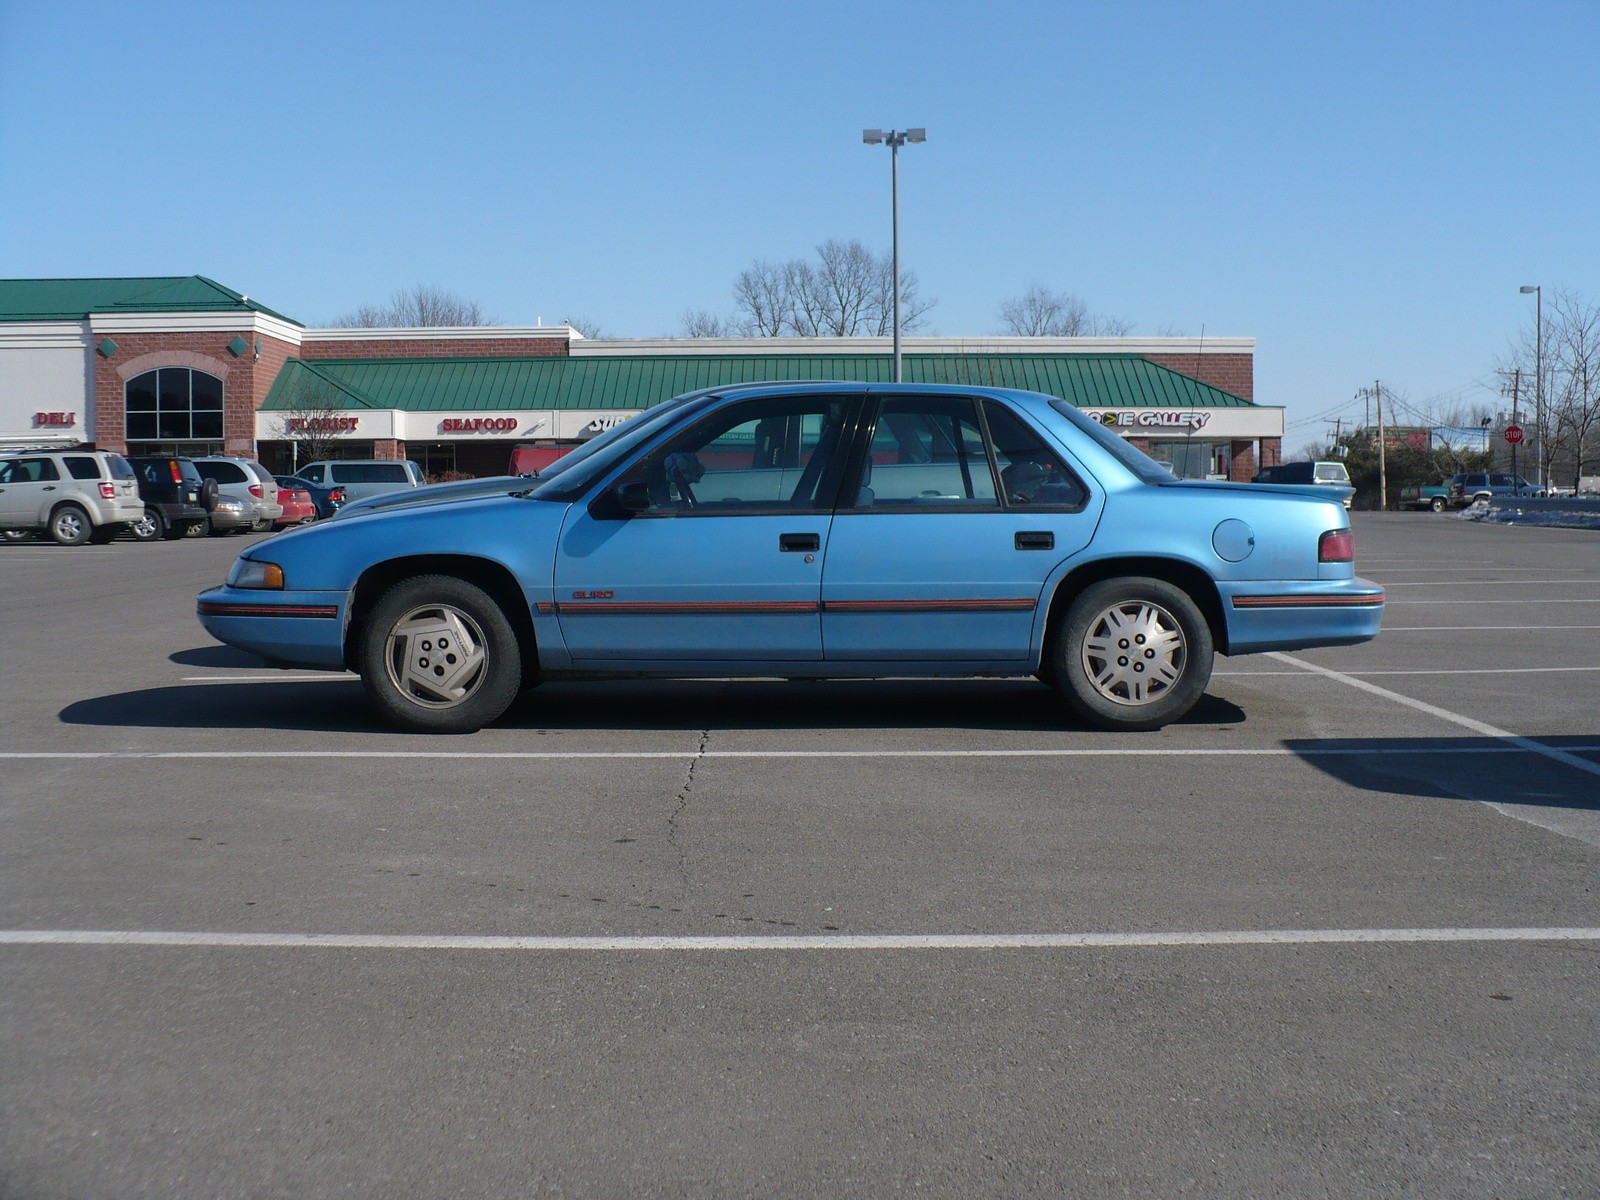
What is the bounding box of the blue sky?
[1,0,1595,446]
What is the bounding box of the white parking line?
[180,674,354,683]
[1382,625,1600,631]
[2,746,1597,762]
[2,927,1596,952]
[1215,666,1600,677]
[1268,652,1600,781]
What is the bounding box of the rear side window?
[983,402,1086,508]
[63,456,103,480]
[246,462,274,483]
[106,454,135,480]
[300,465,325,483]
[331,463,410,483]
[858,396,998,508]
[199,461,248,484]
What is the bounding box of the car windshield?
[524,391,722,500]
[1048,400,1176,484]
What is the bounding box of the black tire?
[48,504,92,546]
[2,529,32,542]
[359,575,522,734]
[130,508,167,542]
[200,478,220,511]
[251,517,273,533]
[1053,576,1214,731]
[1429,496,1446,513]
[184,518,210,538]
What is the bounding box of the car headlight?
[227,558,285,589]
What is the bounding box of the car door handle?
[42,485,56,491]
[1015,531,1054,551]
[779,533,820,553]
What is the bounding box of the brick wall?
[1145,352,1253,401]
[1259,438,1282,470]
[94,330,302,456]
[303,337,569,360]
[372,438,406,461]
[1230,440,1257,482]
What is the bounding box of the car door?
[0,456,61,525]
[820,394,1100,663]
[552,392,860,662]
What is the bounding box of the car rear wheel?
[130,508,166,541]
[48,505,92,546]
[359,575,522,734]
[1053,576,1213,731]
[1430,496,1446,512]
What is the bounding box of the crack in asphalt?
[665,728,711,900]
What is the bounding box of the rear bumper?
[196,586,349,669]
[1220,578,1384,654]
[156,501,208,522]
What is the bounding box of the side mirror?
[614,481,651,512]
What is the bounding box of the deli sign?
[34,411,76,427]
[440,417,519,434]
[1085,409,1210,432]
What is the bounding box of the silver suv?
[192,456,282,532]
[0,448,144,544]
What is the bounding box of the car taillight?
[99,482,116,499]
[168,461,183,483]
[1318,529,1354,562]
[249,483,263,498]
[330,488,347,503]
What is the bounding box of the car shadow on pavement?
[169,645,263,668]
[59,678,1248,735]
[1287,737,1600,811]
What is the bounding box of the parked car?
[275,475,347,520]
[273,482,318,527]
[1447,472,1540,507]
[205,494,254,535]
[1252,461,1354,510]
[125,455,218,540]
[1398,482,1452,512]
[332,475,526,520]
[199,383,1384,735]
[291,459,424,503]
[0,447,143,544]
[192,457,282,531]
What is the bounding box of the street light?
[1520,284,1541,485]
[863,127,926,382]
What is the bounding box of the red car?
[273,484,317,527]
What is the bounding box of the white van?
[294,460,425,503]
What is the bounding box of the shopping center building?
[0,276,1283,480]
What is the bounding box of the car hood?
[332,476,528,519]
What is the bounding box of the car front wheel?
[358,575,522,733]
[1053,576,1213,731]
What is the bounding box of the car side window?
[624,395,851,513]
[301,465,324,483]
[201,462,248,484]
[853,396,998,508]
[63,456,101,481]
[983,402,1087,508]
[4,457,61,483]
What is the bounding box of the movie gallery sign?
[1085,409,1211,432]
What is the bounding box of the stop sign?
[1505,424,1525,445]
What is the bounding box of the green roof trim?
[261,353,1253,414]
[0,276,301,325]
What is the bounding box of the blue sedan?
[199,384,1383,733]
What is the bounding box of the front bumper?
[196,586,349,669]
[1220,577,1384,654]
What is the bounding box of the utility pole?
[1333,416,1343,452]
[1374,380,1388,512]
[1499,367,1522,479]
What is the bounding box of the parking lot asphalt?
[2,513,1597,1198]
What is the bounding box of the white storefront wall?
[0,322,95,446]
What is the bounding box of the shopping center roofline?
[569,336,1254,356]
[300,325,579,342]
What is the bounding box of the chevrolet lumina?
[197,384,1383,733]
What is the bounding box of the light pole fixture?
[1520,284,1541,484]
[862,127,926,382]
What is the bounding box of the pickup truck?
[1446,472,1541,507]
[1399,482,1452,512]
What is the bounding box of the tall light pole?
[1520,284,1541,484]
[862,127,925,382]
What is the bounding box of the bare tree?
[679,308,737,337]
[562,315,605,339]
[270,371,358,469]
[1547,289,1600,490]
[998,285,1132,337]
[328,284,493,328]
[714,239,934,338]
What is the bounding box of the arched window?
[125,368,224,442]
